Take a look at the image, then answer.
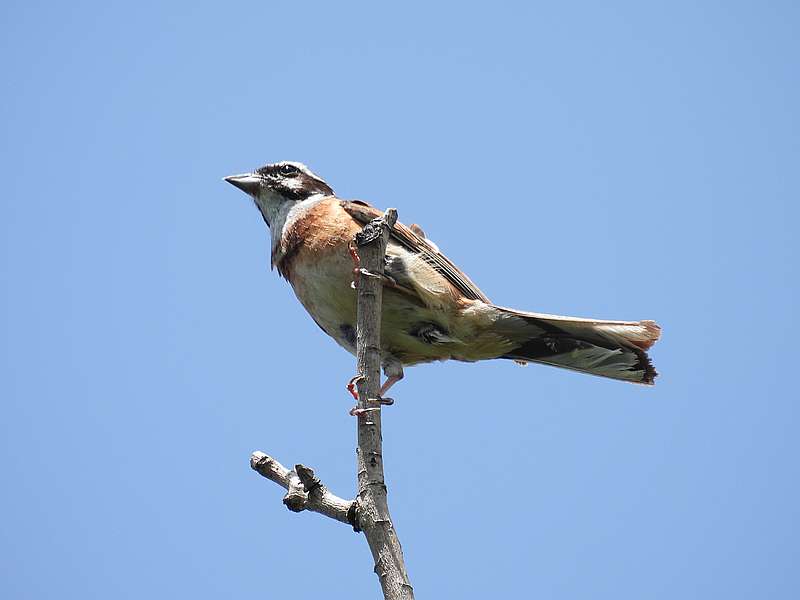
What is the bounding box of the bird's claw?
[352,267,392,289]
[346,375,363,401]
[349,406,380,417]
[348,241,361,266]
[348,241,397,289]
[349,242,362,289]
[348,396,394,417]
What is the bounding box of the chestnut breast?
[278,198,363,352]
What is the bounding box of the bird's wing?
[340,200,491,303]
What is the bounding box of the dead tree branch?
[250,208,414,600]
[250,452,354,524]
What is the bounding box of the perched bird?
[225,161,660,399]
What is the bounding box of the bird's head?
[224,161,334,227]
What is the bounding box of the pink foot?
[349,406,379,417]
[348,242,361,289]
[346,375,362,401]
[348,396,394,417]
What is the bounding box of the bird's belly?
[287,246,504,365]
[289,250,359,353]
[287,249,445,361]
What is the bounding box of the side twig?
[249,208,413,600]
[250,452,354,524]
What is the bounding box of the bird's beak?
[224,173,261,196]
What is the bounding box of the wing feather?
[340,200,490,303]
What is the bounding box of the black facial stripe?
[255,163,301,177]
[255,164,279,177]
[254,163,335,200]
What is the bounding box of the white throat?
[255,191,327,263]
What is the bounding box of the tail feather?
[495,307,661,385]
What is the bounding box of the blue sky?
[1,1,798,598]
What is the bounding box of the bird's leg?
[357,377,397,416]
[376,359,404,405]
[350,397,394,417]
[348,241,361,289]
[349,406,380,417]
[349,241,400,289]
[360,270,399,287]
[347,362,403,416]
[346,374,362,401]
[347,375,373,417]
[347,374,393,416]
[348,245,396,287]
[378,376,402,399]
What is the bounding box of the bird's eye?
[279,164,298,177]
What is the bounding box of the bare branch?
[250,452,354,525]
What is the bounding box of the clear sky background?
[1,1,798,598]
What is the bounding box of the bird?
[224,161,660,402]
